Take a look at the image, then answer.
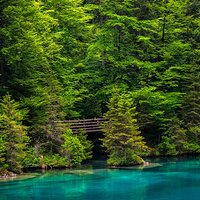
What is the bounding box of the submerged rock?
[65,169,94,176]
[108,162,162,170]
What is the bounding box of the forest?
[0,0,200,174]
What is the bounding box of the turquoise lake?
[1,157,200,200]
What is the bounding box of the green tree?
[158,116,195,155]
[183,64,200,147]
[0,0,61,98]
[61,129,88,166]
[0,95,29,173]
[0,0,67,153]
[102,92,148,166]
[183,0,200,146]
[0,127,7,168]
[42,0,94,118]
[77,129,93,160]
[28,77,67,157]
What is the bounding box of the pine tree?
[0,95,29,173]
[102,92,148,166]
[158,116,193,155]
[30,76,66,150]
[183,64,200,146]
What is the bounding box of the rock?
[143,161,150,166]
[0,169,17,179]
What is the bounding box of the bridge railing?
[56,118,106,133]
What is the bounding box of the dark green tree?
[158,116,196,155]
[183,64,200,147]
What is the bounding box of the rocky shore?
[0,169,17,179]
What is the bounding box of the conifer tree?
[183,64,200,147]
[0,95,29,173]
[102,92,148,166]
[158,116,194,155]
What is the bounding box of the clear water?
[1,157,200,200]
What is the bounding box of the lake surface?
[1,157,200,200]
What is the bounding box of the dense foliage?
[0,0,200,171]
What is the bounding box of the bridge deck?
[59,118,106,133]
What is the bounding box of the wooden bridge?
[60,118,106,133]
